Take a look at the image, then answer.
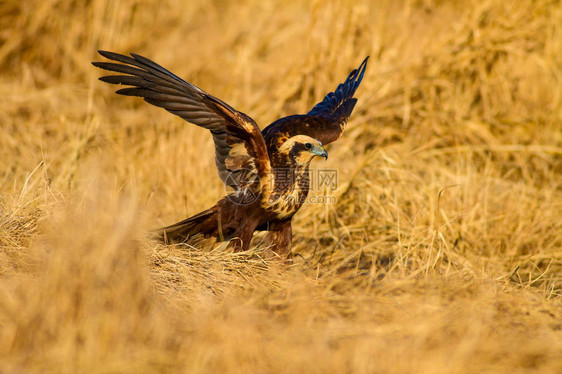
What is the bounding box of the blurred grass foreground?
[0,0,561,373]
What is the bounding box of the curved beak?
[312,146,328,160]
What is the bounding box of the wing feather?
[261,57,368,151]
[93,50,270,193]
[308,56,368,119]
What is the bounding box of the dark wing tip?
[307,56,369,119]
[91,61,112,69]
[355,56,369,85]
[97,49,132,59]
[93,50,109,67]
[97,49,118,59]
[346,56,369,87]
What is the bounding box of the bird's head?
[278,135,328,166]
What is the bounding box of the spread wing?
[307,56,369,120]
[92,50,270,193]
[262,56,368,151]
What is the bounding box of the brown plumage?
[93,51,367,256]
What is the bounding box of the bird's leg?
[263,220,292,259]
[228,226,254,252]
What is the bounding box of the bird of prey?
[93,51,368,256]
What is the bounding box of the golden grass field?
[1,0,561,372]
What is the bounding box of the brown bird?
[93,51,368,256]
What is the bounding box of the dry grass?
[1,0,561,372]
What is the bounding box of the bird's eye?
[305,143,312,149]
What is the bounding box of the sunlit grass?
[0,0,561,372]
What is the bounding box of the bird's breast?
[262,169,310,219]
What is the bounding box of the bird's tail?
[153,207,218,244]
